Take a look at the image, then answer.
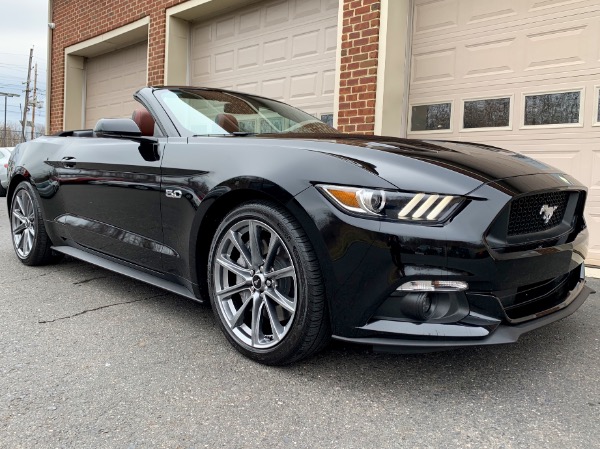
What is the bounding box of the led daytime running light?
[398,193,456,220]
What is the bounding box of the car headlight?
[317,184,465,223]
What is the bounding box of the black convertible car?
[6,86,592,364]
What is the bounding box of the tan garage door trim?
[374,0,413,138]
[63,17,149,130]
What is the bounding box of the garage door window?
[410,102,452,132]
[463,97,511,130]
[321,114,334,127]
[523,90,582,127]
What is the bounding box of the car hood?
[262,134,568,195]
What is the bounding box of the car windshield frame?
[152,87,338,137]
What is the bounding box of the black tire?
[10,181,59,266]
[0,184,6,197]
[208,201,330,365]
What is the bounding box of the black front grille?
[507,191,569,236]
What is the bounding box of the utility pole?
[31,64,38,140]
[0,92,19,146]
[21,46,33,142]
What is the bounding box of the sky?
[0,0,48,129]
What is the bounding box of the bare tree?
[0,121,34,147]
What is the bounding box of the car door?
[52,134,165,271]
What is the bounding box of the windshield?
[154,88,337,136]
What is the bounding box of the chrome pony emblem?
[539,204,558,225]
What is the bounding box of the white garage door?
[190,0,339,120]
[407,0,600,265]
[85,42,148,129]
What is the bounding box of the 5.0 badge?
[165,189,182,199]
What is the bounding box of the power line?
[0,52,47,62]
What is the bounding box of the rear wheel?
[0,184,6,197]
[208,201,330,365]
[10,181,58,266]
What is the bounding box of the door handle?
[61,156,76,168]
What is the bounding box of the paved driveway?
[1,200,599,448]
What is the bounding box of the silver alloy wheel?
[11,189,36,259]
[213,219,298,349]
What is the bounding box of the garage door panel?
[198,61,334,113]
[237,82,260,95]
[462,38,516,79]
[290,72,318,100]
[292,30,319,59]
[85,42,147,129]
[586,149,600,209]
[462,0,520,25]
[412,14,600,95]
[215,50,235,73]
[238,44,260,69]
[193,34,335,75]
[265,1,290,27]
[413,0,460,35]
[262,77,287,99]
[322,69,336,95]
[193,56,211,78]
[411,48,456,84]
[524,24,589,72]
[264,38,287,64]
[527,0,586,13]
[193,19,336,65]
[191,0,337,116]
[294,0,322,18]
[414,0,599,40]
[517,150,584,178]
[240,9,262,33]
[193,23,212,44]
[324,0,339,11]
[216,17,236,39]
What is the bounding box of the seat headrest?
[131,109,155,136]
[215,113,240,133]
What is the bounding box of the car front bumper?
[332,281,593,353]
[294,174,591,352]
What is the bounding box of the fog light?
[401,292,435,321]
[397,280,468,292]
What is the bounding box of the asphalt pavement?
[1,199,599,448]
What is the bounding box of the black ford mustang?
[6,86,592,364]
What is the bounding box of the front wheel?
[10,181,58,266]
[208,201,330,365]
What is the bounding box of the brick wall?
[49,0,183,133]
[50,0,382,134]
[336,0,381,134]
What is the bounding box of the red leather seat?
[132,109,155,136]
[215,113,239,133]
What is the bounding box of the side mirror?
[94,118,142,138]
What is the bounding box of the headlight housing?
[317,184,465,223]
